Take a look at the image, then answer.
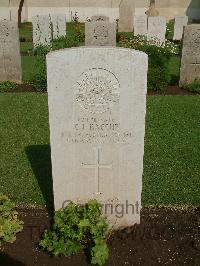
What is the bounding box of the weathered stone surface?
[147,16,166,45]
[32,15,52,47]
[50,14,66,39]
[0,20,21,83]
[180,24,200,85]
[145,3,159,17]
[91,15,109,22]
[47,47,148,228]
[85,21,116,46]
[118,0,134,32]
[173,16,188,41]
[134,15,147,36]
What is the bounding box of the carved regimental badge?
[75,68,120,114]
[94,25,108,45]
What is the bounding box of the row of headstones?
[33,14,189,49]
[0,18,199,228]
[32,14,116,48]
[0,17,199,86]
[84,15,187,46]
[134,15,188,43]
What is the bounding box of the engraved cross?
[81,147,112,194]
[190,58,200,66]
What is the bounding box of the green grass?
[183,80,200,93]
[21,56,41,82]
[19,22,33,41]
[168,55,181,85]
[20,42,33,53]
[0,94,199,207]
[143,96,200,206]
[166,19,174,41]
[0,94,50,206]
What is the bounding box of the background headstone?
[47,47,148,228]
[180,24,200,85]
[147,16,166,45]
[173,16,188,41]
[85,21,116,46]
[134,15,147,37]
[91,15,109,22]
[50,14,66,39]
[0,20,21,83]
[118,0,135,32]
[32,15,52,47]
[145,0,159,17]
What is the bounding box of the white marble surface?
[147,16,166,46]
[50,14,66,39]
[0,20,21,82]
[134,15,147,37]
[85,21,116,46]
[173,16,188,41]
[47,47,148,229]
[180,24,200,85]
[32,15,52,47]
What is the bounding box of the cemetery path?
[1,207,200,265]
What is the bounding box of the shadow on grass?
[26,145,54,215]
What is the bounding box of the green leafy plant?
[0,194,24,247]
[51,23,85,51]
[166,19,174,40]
[0,81,17,92]
[51,31,83,50]
[40,200,109,265]
[119,36,176,91]
[33,45,51,56]
[183,80,200,93]
[30,56,47,91]
[51,22,85,51]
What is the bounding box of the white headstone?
[47,47,148,229]
[147,16,166,45]
[134,15,148,37]
[85,21,116,46]
[50,14,66,39]
[0,20,21,83]
[173,16,188,41]
[180,24,200,85]
[32,15,52,47]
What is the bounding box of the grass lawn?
[0,94,199,208]
[19,22,32,41]
[168,55,181,85]
[21,56,40,82]
[20,42,33,53]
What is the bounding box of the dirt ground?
[1,206,200,266]
[7,84,198,95]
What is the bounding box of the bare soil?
[1,206,200,266]
[148,86,198,95]
[4,85,198,95]
[13,84,36,93]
